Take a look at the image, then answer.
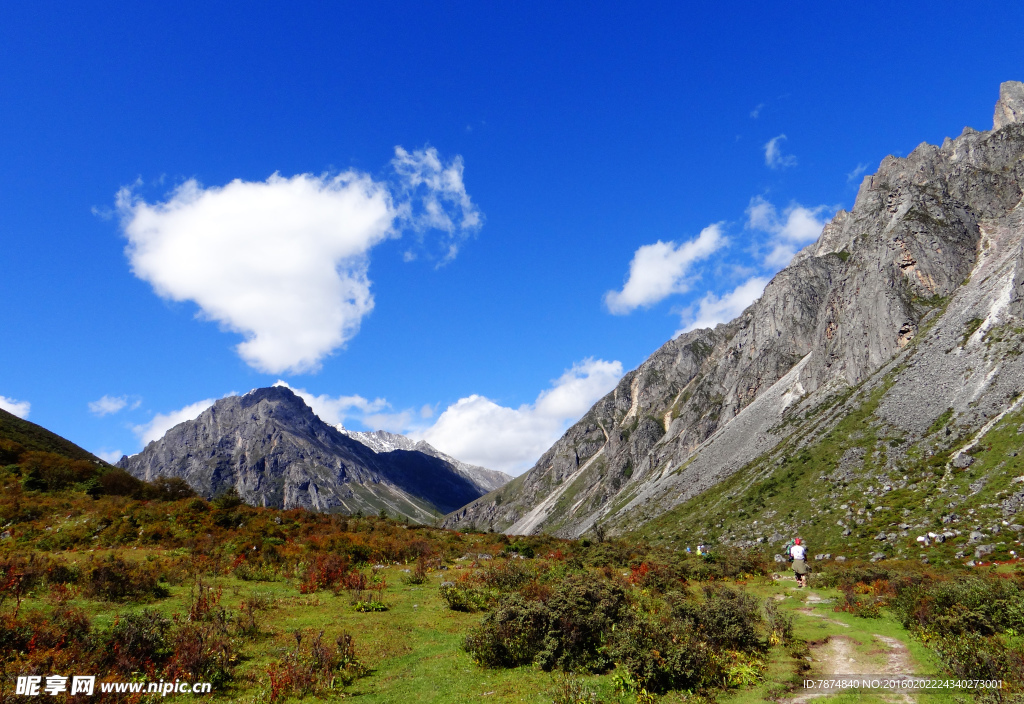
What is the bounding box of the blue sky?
[2,2,1022,474]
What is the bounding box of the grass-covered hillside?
[634,359,1024,569]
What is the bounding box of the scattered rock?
[974,544,995,559]
[953,454,975,469]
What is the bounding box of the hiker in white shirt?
[789,538,808,588]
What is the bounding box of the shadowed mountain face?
[118,386,502,521]
[445,81,1024,541]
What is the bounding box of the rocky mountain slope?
[445,82,1024,559]
[119,386,501,521]
[339,428,510,492]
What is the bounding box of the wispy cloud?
[0,395,30,419]
[88,394,141,416]
[764,134,797,169]
[750,103,765,119]
[116,147,481,375]
[604,224,726,314]
[747,196,832,267]
[846,162,870,183]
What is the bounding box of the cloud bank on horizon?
[135,358,622,476]
[116,146,481,375]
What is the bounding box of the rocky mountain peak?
[445,81,1024,542]
[994,80,1024,130]
[119,385,502,520]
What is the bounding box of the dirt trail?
[786,626,916,704]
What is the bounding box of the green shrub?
[464,593,547,667]
[439,582,488,612]
[535,573,627,672]
[612,614,722,694]
[479,558,532,591]
[81,554,168,602]
[100,609,172,673]
[695,585,764,652]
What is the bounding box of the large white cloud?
[132,399,216,447]
[117,147,481,374]
[747,196,830,268]
[0,395,30,419]
[678,276,770,334]
[604,224,726,314]
[416,358,623,475]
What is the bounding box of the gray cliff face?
[118,386,493,521]
[445,81,1024,538]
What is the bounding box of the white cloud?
[0,395,30,419]
[847,162,870,183]
[764,134,797,169]
[416,358,623,475]
[95,449,125,464]
[132,399,216,447]
[747,196,831,268]
[604,224,726,314]
[117,147,480,374]
[750,103,765,119]
[272,380,388,428]
[391,146,482,263]
[678,276,770,334]
[88,394,140,416]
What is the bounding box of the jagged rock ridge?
[119,386,502,521]
[445,81,1024,539]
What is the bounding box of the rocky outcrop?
[445,81,1024,538]
[119,386,497,521]
[994,80,1024,130]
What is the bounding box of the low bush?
[535,574,627,672]
[100,609,172,674]
[613,614,723,694]
[81,554,167,602]
[695,585,764,652]
[464,594,547,667]
[440,582,488,612]
[265,630,366,702]
[299,553,351,594]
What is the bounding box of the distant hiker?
[789,538,808,587]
